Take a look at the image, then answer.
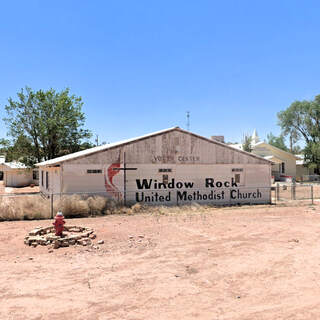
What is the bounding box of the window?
[159,168,172,173]
[46,171,49,190]
[163,174,169,185]
[87,169,102,174]
[33,170,39,180]
[235,174,241,184]
[41,171,44,187]
[281,162,285,174]
[232,168,243,172]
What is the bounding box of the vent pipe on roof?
[211,136,225,143]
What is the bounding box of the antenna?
[186,111,190,131]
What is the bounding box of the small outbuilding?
[36,127,272,205]
[0,161,39,187]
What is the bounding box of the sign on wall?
[104,163,270,205]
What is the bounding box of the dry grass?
[0,193,219,221]
[58,195,90,217]
[0,195,51,221]
[0,192,300,222]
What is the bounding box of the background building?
[231,130,298,182]
[0,159,38,187]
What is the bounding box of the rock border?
[24,226,97,249]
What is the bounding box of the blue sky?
[1,1,320,145]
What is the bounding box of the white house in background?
[230,130,299,182]
[0,159,39,187]
[36,127,272,205]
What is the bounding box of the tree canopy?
[266,133,288,152]
[278,95,320,170]
[242,134,252,152]
[2,87,92,165]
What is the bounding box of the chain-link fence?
[0,183,317,221]
[274,183,318,204]
[1,186,273,220]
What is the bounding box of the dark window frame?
[159,168,172,173]
[162,174,169,185]
[46,171,48,190]
[235,173,241,184]
[33,170,39,180]
[87,169,102,174]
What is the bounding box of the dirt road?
[1,204,320,319]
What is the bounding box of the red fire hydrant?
[53,212,65,236]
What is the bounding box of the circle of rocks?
[24,226,96,249]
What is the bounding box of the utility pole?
[95,134,99,146]
[186,111,190,131]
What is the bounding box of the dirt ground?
[2,203,320,320]
[0,181,39,194]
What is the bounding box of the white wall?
[59,163,271,205]
[39,167,61,194]
[5,170,33,187]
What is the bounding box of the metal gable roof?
[254,141,300,159]
[3,161,29,169]
[36,127,179,167]
[36,127,272,167]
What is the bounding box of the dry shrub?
[18,196,51,220]
[0,193,216,221]
[87,196,108,215]
[0,198,22,221]
[0,195,50,221]
[59,195,90,218]
[131,203,148,213]
[131,203,142,213]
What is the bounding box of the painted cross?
[112,152,137,205]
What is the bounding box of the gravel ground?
[1,203,320,320]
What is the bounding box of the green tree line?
[0,87,93,166]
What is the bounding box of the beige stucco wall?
[253,144,297,177]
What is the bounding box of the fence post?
[276,183,280,201]
[51,193,54,219]
[311,185,314,205]
[292,182,296,200]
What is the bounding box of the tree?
[0,138,10,156]
[278,95,320,171]
[1,135,37,165]
[242,134,252,152]
[266,132,288,152]
[3,87,92,165]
